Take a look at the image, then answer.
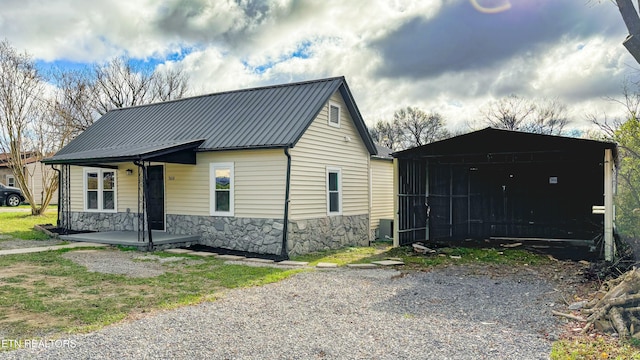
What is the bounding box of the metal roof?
[45,76,377,164]
[393,127,618,160]
[372,144,393,160]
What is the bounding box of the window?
[210,163,234,216]
[84,168,116,212]
[6,175,15,187]
[326,167,342,215]
[328,102,340,128]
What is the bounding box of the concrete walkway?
[164,248,405,269]
[0,242,108,256]
[0,242,406,270]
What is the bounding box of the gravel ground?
[0,266,563,360]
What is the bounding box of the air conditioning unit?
[377,219,393,240]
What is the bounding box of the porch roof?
[42,139,204,165]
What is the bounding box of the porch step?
[189,251,217,257]
[277,260,309,267]
[346,263,378,269]
[164,248,193,254]
[215,254,245,260]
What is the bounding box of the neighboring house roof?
[0,152,39,168]
[393,127,617,160]
[44,76,377,165]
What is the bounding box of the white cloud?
[0,0,636,133]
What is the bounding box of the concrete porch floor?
[60,231,200,250]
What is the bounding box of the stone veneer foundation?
[69,211,138,232]
[287,214,370,256]
[67,212,370,256]
[167,214,284,255]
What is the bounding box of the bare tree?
[92,57,189,114]
[481,94,536,131]
[481,95,569,135]
[369,119,403,151]
[92,57,156,115]
[523,98,569,135]
[50,69,97,137]
[393,107,449,148]
[53,57,190,136]
[0,40,58,215]
[153,66,189,102]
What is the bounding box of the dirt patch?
[62,249,167,278]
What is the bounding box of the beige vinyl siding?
[69,165,83,212]
[117,165,138,212]
[166,149,287,218]
[289,91,370,220]
[24,162,59,205]
[67,150,286,218]
[69,164,135,212]
[370,158,394,231]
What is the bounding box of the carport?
[392,128,617,260]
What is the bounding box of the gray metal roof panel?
[48,77,377,162]
[44,139,204,164]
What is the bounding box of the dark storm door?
[147,165,165,231]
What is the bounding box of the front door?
[147,165,165,231]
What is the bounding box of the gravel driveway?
[0,265,562,360]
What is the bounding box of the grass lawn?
[0,248,301,341]
[551,336,640,360]
[0,209,57,240]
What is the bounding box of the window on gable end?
[328,102,341,128]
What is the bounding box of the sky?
[0,0,636,131]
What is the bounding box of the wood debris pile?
[576,268,640,339]
[411,243,436,254]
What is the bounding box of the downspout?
[50,165,61,228]
[279,147,292,261]
[134,160,154,250]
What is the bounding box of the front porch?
[61,231,200,251]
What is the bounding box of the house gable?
[289,90,370,221]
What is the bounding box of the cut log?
[412,243,436,254]
[500,242,522,248]
[578,268,640,336]
[591,268,640,309]
[609,307,630,339]
[552,310,586,322]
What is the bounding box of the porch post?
[393,158,399,248]
[143,163,154,250]
[604,148,615,262]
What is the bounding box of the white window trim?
[328,101,341,128]
[6,175,15,187]
[326,166,342,216]
[210,162,234,217]
[83,168,117,213]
